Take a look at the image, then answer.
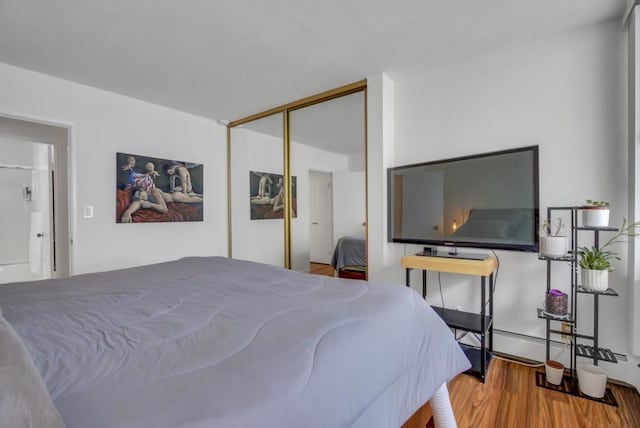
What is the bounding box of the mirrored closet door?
[227,81,367,278]
[229,112,285,267]
[289,92,366,277]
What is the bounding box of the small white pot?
[545,360,564,386]
[540,236,568,257]
[577,363,607,398]
[582,208,610,228]
[581,268,609,292]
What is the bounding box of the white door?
[0,140,54,283]
[309,171,333,264]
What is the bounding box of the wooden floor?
[405,358,640,428]
[309,262,335,277]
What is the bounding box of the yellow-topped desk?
[401,254,497,277]
[401,254,497,382]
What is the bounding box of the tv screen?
[387,146,539,252]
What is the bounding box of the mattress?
[0,257,469,427]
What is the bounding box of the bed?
[0,256,470,427]
[331,236,367,280]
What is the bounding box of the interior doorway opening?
[0,115,70,283]
[309,170,333,267]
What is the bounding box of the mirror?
[289,92,366,277]
[229,112,285,267]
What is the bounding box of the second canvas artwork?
[250,171,297,220]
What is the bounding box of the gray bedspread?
[0,257,469,428]
[331,236,366,270]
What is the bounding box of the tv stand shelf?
[432,306,492,334]
[401,255,497,382]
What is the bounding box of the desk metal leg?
[480,275,486,383]
[405,268,411,288]
[422,270,427,299]
[489,273,494,353]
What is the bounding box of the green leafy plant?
[585,199,609,208]
[541,218,564,237]
[578,219,640,271]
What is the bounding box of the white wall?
[0,62,228,274]
[332,171,366,244]
[370,20,637,385]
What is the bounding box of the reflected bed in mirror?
[331,235,366,280]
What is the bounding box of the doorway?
[309,170,333,265]
[0,140,54,282]
[0,115,70,284]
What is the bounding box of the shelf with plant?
[578,218,640,292]
[580,199,610,228]
[539,218,570,258]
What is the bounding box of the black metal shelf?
[534,372,618,407]
[576,226,619,232]
[536,206,621,404]
[576,286,619,296]
[432,306,493,334]
[459,344,492,380]
[575,344,618,363]
[538,254,575,262]
[537,308,574,323]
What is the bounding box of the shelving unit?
[536,206,618,406]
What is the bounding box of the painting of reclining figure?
[250,171,297,220]
[116,152,204,223]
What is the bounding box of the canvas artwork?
[116,152,204,223]
[250,171,297,220]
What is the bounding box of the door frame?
[0,113,72,278]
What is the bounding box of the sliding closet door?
[229,113,285,266]
[289,92,367,274]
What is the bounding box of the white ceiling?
[0,0,627,122]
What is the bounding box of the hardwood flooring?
[309,262,335,277]
[404,358,640,428]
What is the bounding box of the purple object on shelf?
[546,289,568,316]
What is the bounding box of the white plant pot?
[540,236,568,257]
[577,363,607,398]
[545,360,564,386]
[582,208,610,228]
[581,268,609,292]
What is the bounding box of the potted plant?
[581,199,610,228]
[540,218,568,257]
[578,219,640,291]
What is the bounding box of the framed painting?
[249,171,297,220]
[116,152,203,223]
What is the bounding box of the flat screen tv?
[387,146,539,252]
